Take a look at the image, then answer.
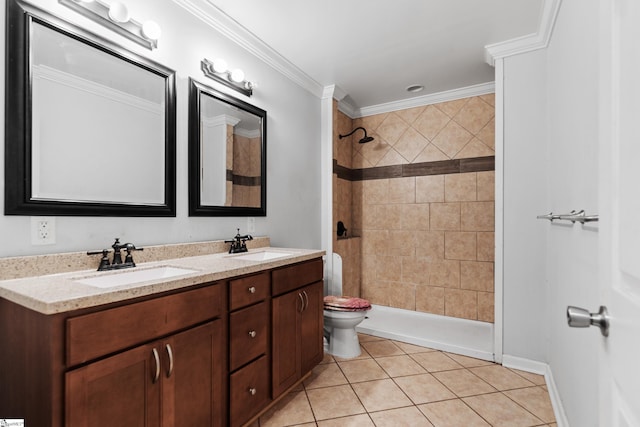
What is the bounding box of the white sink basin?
[75,266,197,288]
[230,251,292,262]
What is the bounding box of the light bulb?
[230,68,245,83]
[212,58,228,74]
[108,2,130,23]
[142,21,161,41]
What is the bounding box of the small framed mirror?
[5,0,176,216]
[188,78,267,216]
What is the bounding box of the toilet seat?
[323,295,370,312]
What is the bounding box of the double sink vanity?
[0,244,325,426]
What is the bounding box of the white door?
[598,0,640,424]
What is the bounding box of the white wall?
[544,1,600,425]
[503,0,601,425]
[502,48,548,363]
[0,0,322,257]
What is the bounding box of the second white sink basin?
[230,251,292,262]
[75,266,197,288]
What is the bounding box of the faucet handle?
[87,249,111,271]
[123,243,143,265]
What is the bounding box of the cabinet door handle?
[165,344,174,378]
[151,348,160,383]
[248,387,257,395]
[248,286,256,294]
[298,292,304,313]
[302,291,309,311]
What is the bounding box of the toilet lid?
[324,295,371,311]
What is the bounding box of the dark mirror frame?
[188,78,267,216]
[5,0,177,216]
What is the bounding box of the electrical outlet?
[31,216,56,245]
[247,217,255,233]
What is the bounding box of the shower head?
[339,126,374,144]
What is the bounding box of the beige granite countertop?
[0,247,325,315]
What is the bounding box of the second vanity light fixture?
[201,58,256,97]
[58,0,161,49]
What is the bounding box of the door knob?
[567,305,610,337]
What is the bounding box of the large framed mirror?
[188,78,266,216]
[5,0,176,216]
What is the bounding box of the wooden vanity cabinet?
[64,283,226,427]
[228,272,272,426]
[271,259,324,398]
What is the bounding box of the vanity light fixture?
[59,0,161,49]
[201,58,256,97]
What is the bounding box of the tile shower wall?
[333,95,495,323]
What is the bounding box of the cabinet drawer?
[229,302,268,371]
[66,283,223,366]
[229,272,270,311]
[229,355,270,427]
[272,258,323,296]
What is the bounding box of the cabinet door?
[271,290,302,397]
[300,281,324,374]
[66,342,161,427]
[162,321,224,427]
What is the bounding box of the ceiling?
[202,0,544,111]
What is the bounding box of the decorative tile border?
[334,156,495,181]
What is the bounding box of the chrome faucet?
[225,229,253,254]
[87,238,144,271]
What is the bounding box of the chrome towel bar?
[536,210,599,224]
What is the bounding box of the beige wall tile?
[431,121,473,159]
[477,232,495,262]
[394,128,430,162]
[388,230,418,257]
[387,281,416,310]
[376,113,410,145]
[430,203,461,230]
[395,105,426,125]
[413,105,451,141]
[360,138,391,166]
[401,204,430,231]
[402,257,431,285]
[416,285,445,315]
[377,148,408,166]
[416,175,445,203]
[476,118,495,150]
[454,139,494,159]
[413,143,449,163]
[376,256,402,282]
[461,201,494,231]
[362,230,390,255]
[453,96,495,135]
[476,171,495,201]
[460,261,494,292]
[429,260,460,288]
[415,231,445,261]
[434,98,468,118]
[444,288,478,320]
[445,173,477,202]
[361,280,389,306]
[368,204,403,230]
[388,177,416,204]
[478,292,494,322]
[364,179,390,205]
[445,232,477,261]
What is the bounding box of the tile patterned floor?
[253,334,557,427]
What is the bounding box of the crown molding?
[348,82,495,119]
[172,0,325,98]
[484,0,562,66]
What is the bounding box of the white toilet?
[323,296,370,359]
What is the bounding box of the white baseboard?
[502,354,569,427]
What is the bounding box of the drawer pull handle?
[248,286,256,294]
[248,330,257,338]
[165,344,174,378]
[298,292,304,313]
[302,290,309,311]
[152,348,160,383]
[249,387,257,395]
